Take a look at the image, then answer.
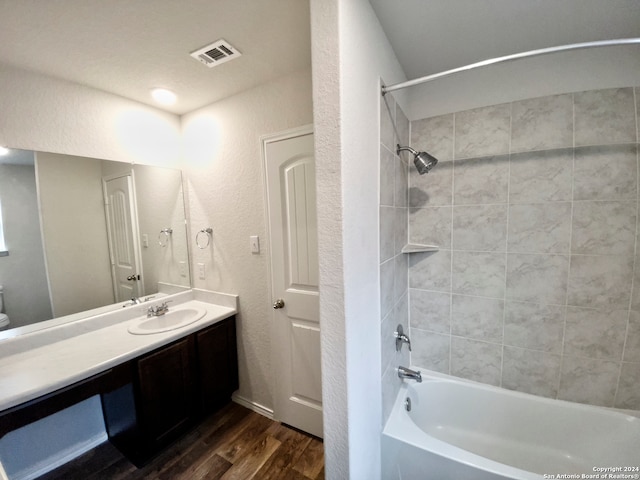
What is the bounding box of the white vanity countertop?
[0,292,237,412]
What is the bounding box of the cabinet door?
[197,317,238,412]
[136,336,196,444]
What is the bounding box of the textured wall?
[310,0,407,477]
[0,163,52,328]
[0,65,180,168]
[181,69,313,412]
[379,91,410,423]
[408,86,640,410]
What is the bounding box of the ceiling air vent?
[190,39,241,68]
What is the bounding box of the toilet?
[0,286,10,331]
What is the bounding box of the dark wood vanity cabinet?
[101,316,238,466]
[197,316,239,412]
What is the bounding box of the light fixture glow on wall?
[151,88,177,106]
[0,147,9,156]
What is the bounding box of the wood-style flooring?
[38,402,324,480]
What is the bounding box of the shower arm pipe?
[381,38,640,95]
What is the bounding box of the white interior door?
[103,173,143,302]
[265,129,322,438]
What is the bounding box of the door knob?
[127,274,140,281]
[273,299,285,309]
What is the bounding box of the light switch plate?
[250,235,260,254]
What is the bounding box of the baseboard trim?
[231,393,274,420]
[14,432,107,480]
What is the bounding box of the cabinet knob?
[273,299,285,309]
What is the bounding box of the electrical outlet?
[197,262,205,279]
[179,261,187,277]
[250,235,260,254]
[142,234,149,248]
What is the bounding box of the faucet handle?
[394,324,412,351]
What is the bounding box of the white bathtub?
[382,370,640,479]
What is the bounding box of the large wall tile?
[407,86,639,408]
[623,311,640,363]
[511,94,573,153]
[395,253,408,299]
[452,251,505,298]
[509,149,573,204]
[451,294,504,343]
[614,363,640,410]
[571,201,636,255]
[381,306,404,377]
[409,250,451,292]
[574,88,636,146]
[452,204,507,252]
[380,259,395,319]
[507,203,571,254]
[453,155,509,205]
[567,255,633,310]
[504,301,565,353]
[409,206,451,248]
[380,93,395,151]
[396,103,410,149]
[631,259,640,311]
[506,254,569,305]
[411,114,454,162]
[395,152,408,207]
[411,329,450,374]
[380,206,395,263]
[409,159,453,207]
[502,346,561,398]
[410,289,451,334]
[558,356,620,407]
[380,144,395,206]
[394,207,408,256]
[573,145,637,201]
[450,337,502,386]
[454,104,510,159]
[564,307,627,361]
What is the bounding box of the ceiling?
[0,0,311,115]
[0,1,638,117]
[369,0,640,82]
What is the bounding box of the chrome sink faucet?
[397,366,422,383]
[147,301,171,317]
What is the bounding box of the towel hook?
[158,228,173,247]
[196,227,213,249]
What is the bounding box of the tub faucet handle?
[394,324,412,351]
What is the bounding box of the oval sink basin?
[128,307,207,335]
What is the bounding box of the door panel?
[265,130,322,437]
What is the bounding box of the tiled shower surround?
[406,86,640,410]
[379,89,410,423]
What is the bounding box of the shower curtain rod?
[381,38,640,95]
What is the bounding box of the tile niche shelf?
[401,243,439,254]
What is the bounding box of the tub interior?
[406,378,640,474]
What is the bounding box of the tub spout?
[397,366,422,383]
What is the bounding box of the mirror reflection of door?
[103,173,144,302]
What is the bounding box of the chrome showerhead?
[396,145,438,175]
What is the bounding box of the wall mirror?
[0,148,191,337]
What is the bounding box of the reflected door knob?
[273,299,285,309]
